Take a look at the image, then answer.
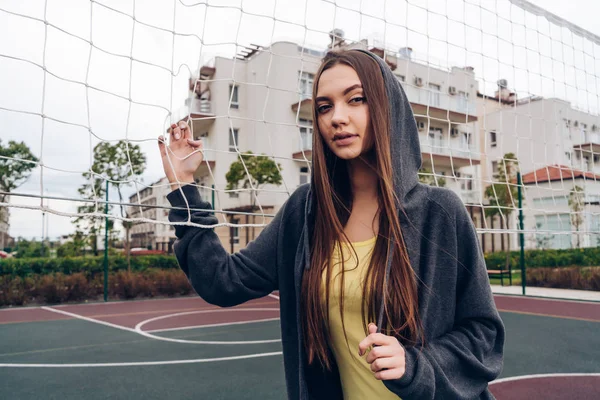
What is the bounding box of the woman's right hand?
[158,121,204,191]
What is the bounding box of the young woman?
[158,49,504,400]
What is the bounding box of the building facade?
[521,166,600,249]
[478,89,600,250]
[127,177,177,253]
[177,37,483,252]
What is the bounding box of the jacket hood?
[358,49,423,200]
[302,49,423,258]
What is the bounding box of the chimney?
[399,47,413,60]
[329,28,345,49]
[495,79,512,101]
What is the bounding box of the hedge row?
[526,267,600,291]
[2,247,600,278]
[484,247,600,270]
[0,268,193,307]
[0,255,179,278]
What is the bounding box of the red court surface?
[490,375,600,399]
[1,292,598,400]
[494,295,600,322]
[0,295,281,331]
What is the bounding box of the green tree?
[0,140,39,247]
[225,151,283,240]
[74,174,111,256]
[568,185,584,248]
[226,151,283,207]
[56,230,88,257]
[74,140,146,268]
[418,167,446,187]
[484,152,520,271]
[13,238,44,258]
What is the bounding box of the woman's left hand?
[358,323,406,380]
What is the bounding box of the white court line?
[490,372,600,385]
[0,351,283,368]
[135,308,281,344]
[1,305,41,311]
[268,293,280,300]
[52,296,202,308]
[41,306,138,334]
[147,317,280,333]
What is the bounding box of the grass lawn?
[488,270,522,286]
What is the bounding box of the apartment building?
[180,35,482,251]
[127,177,176,253]
[520,166,600,249]
[479,88,600,250]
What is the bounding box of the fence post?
[517,172,526,295]
[104,179,109,302]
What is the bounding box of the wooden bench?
[487,269,512,286]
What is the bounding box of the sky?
[1,0,599,241]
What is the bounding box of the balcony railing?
[420,140,478,159]
[185,97,212,114]
[299,132,312,151]
[403,85,477,116]
[584,194,600,203]
[172,98,212,123]
[460,190,480,204]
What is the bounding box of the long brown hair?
[301,50,422,369]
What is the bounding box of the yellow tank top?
[321,236,400,400]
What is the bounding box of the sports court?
[1,294,598,399]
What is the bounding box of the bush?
[485,247,600,270]
[0,276,36,306]
[526,267,600,291]
[0,254,179,278]
[0,268,193,307]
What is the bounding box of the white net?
[0,0,599,255]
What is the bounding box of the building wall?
[190,41,482,201]
[128,177,176,252]
[476,97,600,250]
[171,40,543,253]
[523,179,600,249]
[482,98,600,178]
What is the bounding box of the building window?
[460,174,473,191]
[299,166,310,185]
[490,131,497,147]
[299,119,313,151]
[461,131,472,149]
[565,151,572,165]
[229,128,239,152]
[491,161,499,178]
[299,72,314,99]
[428,83,441,107]
[229,84,239,109]
[583,155,591,171]
[535,214,572,249]
[457,91,469,112]
[428,127,443,150]
[231,218,240,244]
[533,196,568,207]
[581,123,588,142]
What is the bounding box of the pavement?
[491,285,600,302]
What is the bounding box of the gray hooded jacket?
[167,50,504,399]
